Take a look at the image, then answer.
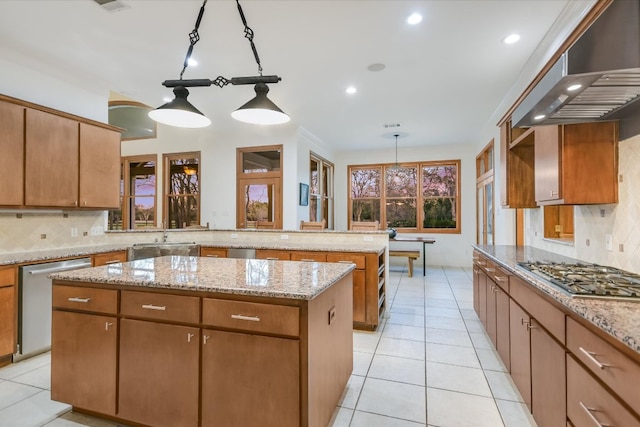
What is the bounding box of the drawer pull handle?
[187,333,195,343]
[68,297,91,303]
[265,257,280,260]
[203,335,210,344]
[206,254,219,258]
[104,260,121,264]
[485,267,495,272]
[579,401,610,427]
[231,314,261,322]
[491,286,498,293]
[142,304,167,311]
[299,258,316,262]
[105,322,113,331]
[495,276,508,282]
[337,260,354,264]
[579,347,610,370]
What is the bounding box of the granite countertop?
[474,244,640,355]
[199,241,386,253]
[49,255,356,300]
[0,244,129,266]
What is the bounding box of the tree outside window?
[350,167,381,223]
[164,152,200,229]
[422,163,458,229]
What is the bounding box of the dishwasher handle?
[28,262,92,276]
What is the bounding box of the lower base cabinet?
[51,311,117,415]
[202,329,300,427]
[509,300,532,408]
[118,319,200,427]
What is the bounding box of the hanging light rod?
[148,0,290,128]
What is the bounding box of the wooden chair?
[300,220,326,230]
[256,220,276,229]
[350,221,379,231]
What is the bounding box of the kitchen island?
[49,255,355,427]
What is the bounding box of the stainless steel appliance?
[128,242,200,261]
[16,258,92,361]
[518,261,640,300]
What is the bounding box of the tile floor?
[0,265,537,427]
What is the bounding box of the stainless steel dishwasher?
[16,258,92,361]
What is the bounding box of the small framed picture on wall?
[299,183,309,206]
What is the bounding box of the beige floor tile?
[376,337,425,361]
[353,331,381,354]
[425,327,473,347]
[463,318,486,333]
[382,324,425,342]
[475,348,508,372]
[426,361,492,397]
[386,313,425,327]
[423,306,462,319]
[0,353,50,380]
[469,331,496,350]
[424,315,467,331]
[350,410,426,426]
[353,351,374,376]
[43,411,121,427]
[460,308,480,320]
[390,304,425,315]
[0,390,69,427]
[338,375,365,409]
[495,399,538,427]
[368,354,425,386]
[356,378,426,424]
[426,388,504,427]
[424,298,458,309]
[484,370,524,402]
[425,342,481,369]
[0,381,41,411]
[328,407,354,427]
[392,296,425,307]
[11,365,51,390]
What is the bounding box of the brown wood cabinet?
[256,249,291,260]
[200,247,228,258]
[509,299,532,408]
[499,122,536,208]
[534,122,618,205]
[51,285,117,415]
[0,100,24,206]
[92,250,127,266]
[291,251,327,262]
[202,329,300,427]
[118,319,200,427]
[79,123,121,208]
[0,266,17,359]
[25,108,79,207]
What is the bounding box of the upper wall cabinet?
[534,122,617,205]
[499,120,537,208]
[0,100,25,206]
[1,94,122,209]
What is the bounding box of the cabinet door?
[509,300,531,409]
[118,319,199,427]
[200,247,228,258]
[485,279,498,345]
[25,108,79,207]
[256,249,291,260]
[472,266,480,313]
[0,285,16,357]
[495,287,510,371]
[530,318,566,427]
[92,250,127,266]
[202,329,300,427]
[290,251,327,262]
[352,269,366,323]
[0,100,25,206]
[79,123,121,208]
[477,270,488,326]
[51,311,117,415]
[534,125,562,202]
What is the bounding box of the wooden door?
[509,300,531,409]
[202,329,300,427]
[118,319,199,427]
[495,287,510,371]
[0,100,24,206]
[534,125,562,202]
[79,123,121,208]
[51,311,117,415]
[25,108,79,207]
[530,318,566,427]
[0,285,16,357]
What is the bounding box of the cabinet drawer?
[200,247,228,258]
[93,251,127,266]
[203,299,299,337]
[567,355,640,427]
[567,317,640,413]
[256,249,291,261]
[0,266,16,287]
[510,276,565,343]
[121,291,200,323]
[290,251,327,262]
[326,253,365,269]
[485,261,510,293]
[53,285,118,314]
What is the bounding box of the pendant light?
[148,0,289,128]
[389,134,401,171]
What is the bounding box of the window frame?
[162,151,201,229]
[348,159,461,234]
[309,153,334,229]
[108,154,157,231]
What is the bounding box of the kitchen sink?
[128,242,200,261]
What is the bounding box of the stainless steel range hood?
[512,0,640,128]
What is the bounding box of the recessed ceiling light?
[567,84,582,92]
[346,86,357,95]
[534,114,546,120]
[187,58,198,66]
[502,34,520,44]
[407,13,422,25]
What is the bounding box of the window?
[348,160,460,233]
[236,145,283,229]
[108,155,157,230]
[310,154,334,229]
[476,141,494,244]
[163,152,200,229]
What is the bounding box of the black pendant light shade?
[148,86,211,128]
[231,83,290,125]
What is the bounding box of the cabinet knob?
[187,333,195,343]
[105,322,113,331]
[203,335,210,344]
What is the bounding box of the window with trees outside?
[163,152,200,229]
[108,155,157,230]
[310,154,334,229]
[349,159,460,233]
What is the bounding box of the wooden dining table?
[390,236,436,276]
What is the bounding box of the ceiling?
[0,0,591,151]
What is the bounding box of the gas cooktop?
[517,261,640,300]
